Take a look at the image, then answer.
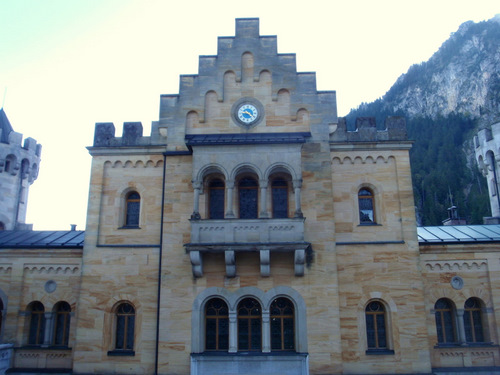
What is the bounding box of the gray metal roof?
[0,230,85,248]
[418,225,500,243]
[185,132,311,146]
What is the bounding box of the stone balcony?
[185,218,309,277]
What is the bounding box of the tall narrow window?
[205,298,229,351]
[237,298,261,351]
[272,179,288,218]
[365,301,387,349]
[464,298,485,343]
[28,301,45,345]
[115,303,135,351]
[0,222,4,231]
[208,179,225,219]
[435,298,457,344]
[125,192,140,227]
[239,177,258,219]
[270,297,295,351]
[53,301,71,346]
[359,188,375,224]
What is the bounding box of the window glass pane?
[238,319,249,350]
[272,186,288,218]
[218,318,229,350]
[271,318,281,350]
[376,314,387,348]
[283,317,295,350]
[126,315,135,350]
[239,178,258,219]
[28,302,45,345]
[366,314,376,348]
[116,315,125,349]
[250,318,261,350]
[205,319,216,350]
[126,201,140,226]
[209,186,225,219]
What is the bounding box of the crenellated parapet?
[330,116,408,142]
[92,121,164,148]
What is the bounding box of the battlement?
[331,116,408,142]
[92,122,164,147]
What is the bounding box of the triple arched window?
[205,175,292,219]
[203,296,296,353]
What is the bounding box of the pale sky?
[1,0,498,230]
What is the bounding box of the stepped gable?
[92,18,338,149]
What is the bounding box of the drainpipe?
[155,153,167,375]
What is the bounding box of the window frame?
[53,301,71,347]
[207,178,225,219]
[237,298,262,351]
[270,297,295,351]
[434,298,458,345]
[271,178,289,219]
[464,297,485,344]
[27,301,45,346]
[238,177,259,219]
[205,298,229,351]
[358,187,376,225]
[123,191,141,228]
[108,302,136,356]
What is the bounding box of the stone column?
[228,311,238,353]
[191,181,201,220]
[262,309,271,352]
[259,179,269,218]
[293,179,303,218]
[43,312,54,347]
[225,180,235,218]
[456,309,467,345]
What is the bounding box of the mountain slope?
[346,16,500,225]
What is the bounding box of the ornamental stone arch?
[191,286,308,353]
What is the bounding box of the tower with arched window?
[0,108,41,230]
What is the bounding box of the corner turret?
[0,109,42,230]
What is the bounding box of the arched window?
[125,192,140,227]
[270,297,294,351]
[239,177,258,219]
[365,301,387,350]
[53,301,71,346]
[208,179,225,219]
[272,179,288,218]
[464,298,485,343]
[4,154,16,174]
[28,301,45,345]
[358,188,375,224]
[115,303,135,351]
[434,298,457,344]
[205,298,229,351]
[237,298,261,351]
[0,222,4,231]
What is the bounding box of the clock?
[237,104,259,124]
[231,98,264,128]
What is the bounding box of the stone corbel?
[260,250,270,277]
[190,251,203,278]
[225,250,236,277]
[294,249,305,276]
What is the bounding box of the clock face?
[237,104,259,124]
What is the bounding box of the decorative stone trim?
[424,260,487,272]
[23,265,80,275]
